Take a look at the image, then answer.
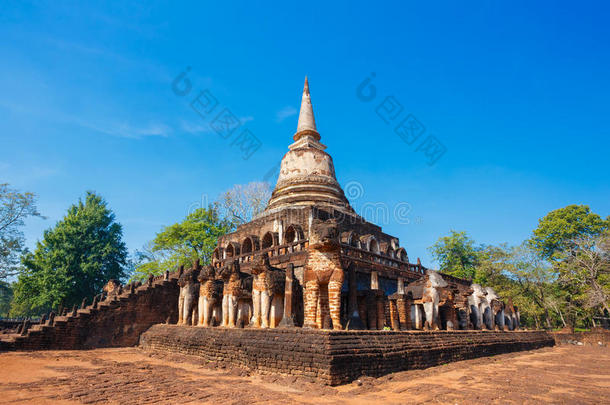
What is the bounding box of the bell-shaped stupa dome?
[265,78,352,212]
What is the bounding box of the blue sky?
[1,1,608,267]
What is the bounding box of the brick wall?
[140,325,554,385]
[0,277,179,351]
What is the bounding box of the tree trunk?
[602,302,610,316]
[544,309,552,329]
[558,308,567,328]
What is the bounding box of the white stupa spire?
[265,77,353,213]
[295,76,320,141]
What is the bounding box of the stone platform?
[139,325,554,385]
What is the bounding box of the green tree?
[473,244,512,286]
[529,205,609,327]
[131,204,232,281]
[503,244,561,329]
[0,281,13,317]
[429,230,480,280]
[11,192,127,316]
[557,233,610,318]
[0,184,44,280]
[530,205,608,261]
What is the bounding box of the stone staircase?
[0,272,179,351]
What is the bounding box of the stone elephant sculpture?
[421,270,449,330]
[178,267,200,326]
[485,287,505,330]
[504,298,519,330]
[303,219,344,330]
[250,252,285,328]
[468,283,487,329]
[219,260,250,328]
[197,265,223,327]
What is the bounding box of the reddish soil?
[0,345,608,404]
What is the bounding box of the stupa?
[213,77,441,328]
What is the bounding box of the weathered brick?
[139,325,554,386]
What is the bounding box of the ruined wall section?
[0,276,179,351]
[218,207,310,249]
[0,320,23,334]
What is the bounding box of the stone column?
[345,264,365,330]
[279,264,296,327]
[389,298,400,330]
[366,292,377,330]
[396,294,412,330]
[357,294,368,328]
[369,271,384,330]
[412,303,422,330]
[376,294,385,330]
[397,277,405,294]
[384,300,392,328]
[371,271,379,290]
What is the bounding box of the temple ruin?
[174,77,521,333]
[0,78,554,384]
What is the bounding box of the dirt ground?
[0,345,608,405]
